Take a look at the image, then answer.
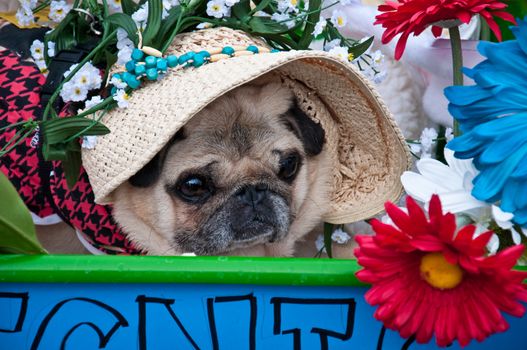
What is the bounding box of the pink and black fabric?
[0,48,141,255]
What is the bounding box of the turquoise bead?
[271,49,280,53]
[222,46,235,56]
[111,86,117,94]
[192,53,205,67]
[178,52,194,65]
[123,72,140,89]
[198,50,211,58]
[126,60,136,73]
[156,58,168,71]
[145,56,156,68]
[112,73,121,81]
[247,45,258,54]
[131,48,144,61]
[167,55,178,67]
[134,64,146,76]
[146,68,158,80]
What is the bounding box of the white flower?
[409,142,422,155]
[370,50,384,67]
[117,37,134,50]
[323,38,341,51]
[132,4,149,27]
[47,41,56,57]
[445,127,454,142]
[277,0,299,13]
[49,1,72,22]
[114,89,130,108]
[84,96,103,110]
[419,127,438,158]
[271,12,295,29]
[330,10,347,28]
[82,136,98,149]
[116,28,129,41]
[372,70,387,84]
[110,76,127,89]
[20,0,38,12]
[108,0,122,11]
[401,148,516,252]
[328,46,350,62]
[339,0,359,4]
[225,0,240,6]
[117,46,133,65]
[315,234,326,253]
[30,40,44,61]
[67,62,102,90]
[331,228,351,244]
[35,59,48,75]
[196,22,214,29]
[60,81,88,102]
[312,18,326,36]
[16,8,34,27]
[206,0,229,18]
[253,10,270,17]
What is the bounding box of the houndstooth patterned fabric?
[0,49,141,255]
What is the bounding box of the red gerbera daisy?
[355,195,527,347]
[374,0,516,60]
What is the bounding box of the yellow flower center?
[212,5,220,11]
[123,92,130,100]
[80,76,88,84]
[420,253,463,290]
[337,17,344,26]
[35,48,42,54]
[57,9,63,14]
[291,0,298,6]
[347,53,354,61]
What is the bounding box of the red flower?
[374,0,516,60]
[355,195,527,347]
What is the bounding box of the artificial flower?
[81,136,98,149]
[114,89,130,108]
[331,228,351,244]
[271,12,295,29]
[446,18,527,226]
[312,18,327,36]
[355,195,527,347]
[330,9,347,28]
[374,0,516,60]
[47,41,56,57]
[277,0,299,14]
[206,0,229,19]
[16,8,35,27]
[196,22,214,29]
[84,96,103,110]
[34,59,48,75]
[327,46,350,62]
[323,38,341,51]
[315,234,325,252]
[401,148,517,253]
[49,0,72,22]
[418,127,437,158]
[108,0,122,10]
[60,82,88,102]
[110,76,127,89]
[30,40,44,61]
[132,4,149,27]
[225,0,240,7]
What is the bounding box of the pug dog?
[111,78,332,256]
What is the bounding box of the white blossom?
[312,18,326,36]
[277,0,299,13]
[30,40,44,61]
[445,127,454,142]
[196,22,214,29]
[47,41,56,57]
[206,0,229,19]
[84,96,103,110]
[330,9,347,28]
[19,0,38,12]
[271,12,295,29]
[35,59,48,75]
[419,127,438,158]
[132,4,149,27]
[323,39,341,51]
[328,46,349,62]
[16,8,34,27]
[108,0,122,10]
[82,136,98,149]
[331,228,351,244]
[110,76,127,89]
[60,81,88,102]
[315,234,326,253]
[114,89,130,108]
[117,46,133,65]
[49,1,72,22]
[225,0,240,6]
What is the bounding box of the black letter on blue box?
[0,292,29,333]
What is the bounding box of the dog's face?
[112,79,331,256]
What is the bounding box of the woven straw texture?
[82,27,411,223]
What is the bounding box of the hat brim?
[82,50,411,223]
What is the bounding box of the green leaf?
[231,0,251,21]
[142,0,163,47]
[42,117,110,145]
[298,0,321,49]
[42,142,68,161]
[248,17,289,35]
[348,36,374,59]
[156,5,183,48]
[323,222,334,258]
[63,141,82,188]
[249,0,272,15]
[106,13,139,45]
[0,172,47,254]
[121,0,139,15]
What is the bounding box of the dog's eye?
[175,175,213,203]
[278,153,301,182]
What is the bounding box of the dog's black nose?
[237,183,268,207]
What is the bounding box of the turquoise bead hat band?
[83,27,411,224]
[113,44,280,90]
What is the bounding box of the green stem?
[41,30,117,122]
[449,26,464,137]
[32,0,52,13]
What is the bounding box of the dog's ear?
[129,129,185,187]
[283,102,325,156]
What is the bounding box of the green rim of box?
[0,255,367,286]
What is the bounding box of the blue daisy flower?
[445,18,527,226]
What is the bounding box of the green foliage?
[0,172,47,254]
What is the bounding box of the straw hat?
[82,27,411,224]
